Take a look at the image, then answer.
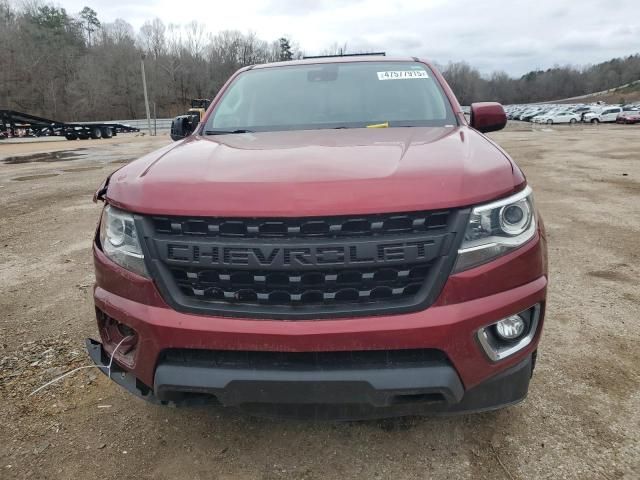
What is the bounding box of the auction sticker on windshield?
[377,70,428,80]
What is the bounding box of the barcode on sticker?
[377,70,428,80]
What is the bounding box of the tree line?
[1,1,639,122]
[442,57,640,106]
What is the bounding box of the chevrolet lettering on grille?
[155,235,451,270]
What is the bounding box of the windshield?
[205,61,456,133]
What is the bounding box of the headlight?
[453,186,536,272]
[99,205,148,277]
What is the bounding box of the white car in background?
[538,111,581,124]
[583,106,623,123]
[530,110,556,123]
[533,110,580,124]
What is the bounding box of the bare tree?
[322,42,348,56]
[139,18,166,59]
[185,20,205,57]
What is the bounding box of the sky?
[48,0,640,76]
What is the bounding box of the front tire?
[546,119,553,125]
[591,118,599,124]
[570,118,577,124]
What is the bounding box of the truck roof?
[250,55,428,70]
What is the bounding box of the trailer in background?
[0,109,140,140]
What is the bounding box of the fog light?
[477,304,541,362]
[495,315,525,340]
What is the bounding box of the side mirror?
[470,102,507,133]
[170,114,199,141]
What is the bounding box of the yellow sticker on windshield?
[377,70,428,80]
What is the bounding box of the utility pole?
[140,54,152,136]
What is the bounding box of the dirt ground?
[1,124,639,480]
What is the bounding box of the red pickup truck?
[89,55,547,419]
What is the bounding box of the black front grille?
[137,209,468,319]
[151,211,451,239]
[171,263,430,305]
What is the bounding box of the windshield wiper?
[205,129,254,135]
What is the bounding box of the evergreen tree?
[278,37,293,61]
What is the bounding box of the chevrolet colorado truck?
[89,55,547,419]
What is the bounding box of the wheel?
[101,127,113,138]
[65,132,78,140]
[591,118,599,124]
[90,127,102,139]
[546,119,553,125]
[570,118,577,124]
[78,133,90,140]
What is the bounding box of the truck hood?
[106,127,523,217]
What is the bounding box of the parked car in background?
[531,108,564,123]
[616,111,640,124]
[578,107,600,121]
[521,109,544,121]
[531,112,551,123]
[571,106,592,120]
[583,106,623,123]
[581,107,602,122]
[537,111,580,124]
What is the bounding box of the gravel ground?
[0,124,639,479]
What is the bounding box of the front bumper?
[86,338,535,419]
[91,230,547,418]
